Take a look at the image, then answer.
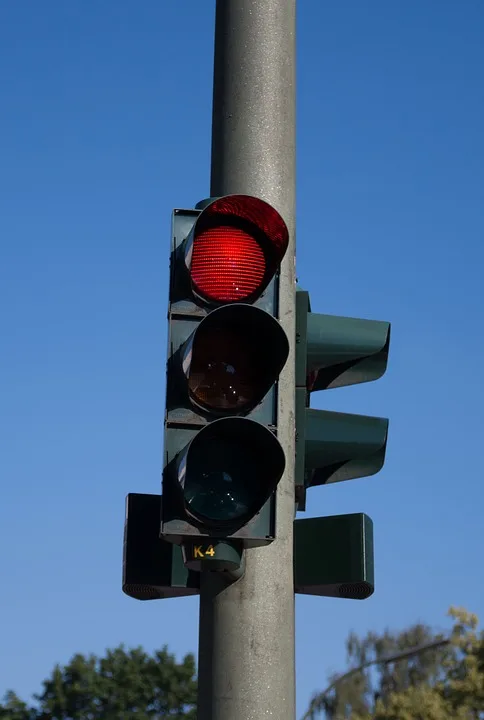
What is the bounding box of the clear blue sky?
[1,1,483,717]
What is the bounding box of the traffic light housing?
[295,288,390,510]
[123,493,199,600]
[294,513,374,599]
[161,195,290,551]
[123,493,374,601]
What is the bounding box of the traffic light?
[161,195,290,557]
[122,493,374,600]
[123,495,373,601]
[294,513,374,599]
[123,493,199,600]
[295,287,390,510]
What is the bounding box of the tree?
[302,607,484,720]
[0,691,37,720]
[0,645,196,719]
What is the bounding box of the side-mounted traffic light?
[123,493,374,602]
[295,288,390,510]
[123,493,199,600]
[161,195,290,557]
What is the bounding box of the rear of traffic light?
[295,288,390,510]
[123,493,199,601]
[123,494,374,601]
[161,195,289,552]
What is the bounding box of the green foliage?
[0,691,37,720]
[0,645,196,720]
[6,607,484,720]
[303,607,484,720]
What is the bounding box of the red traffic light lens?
[184,304,289,416]
[189,195,289,304]
[191,225,265,303]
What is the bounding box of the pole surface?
[198,1,297,719]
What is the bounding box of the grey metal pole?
[197,1,297,719]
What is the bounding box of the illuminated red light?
[189,195,289,304]
[191,226,265,303]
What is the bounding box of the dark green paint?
[123,494,374,601]
[161,204,287,550]
[294,513,374,599]
[296,288,389,391]
[295,287,390,504]
[122,494,199,601]
[163,417,283,546]
[304,408,388,486]
[307,312,389,391]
